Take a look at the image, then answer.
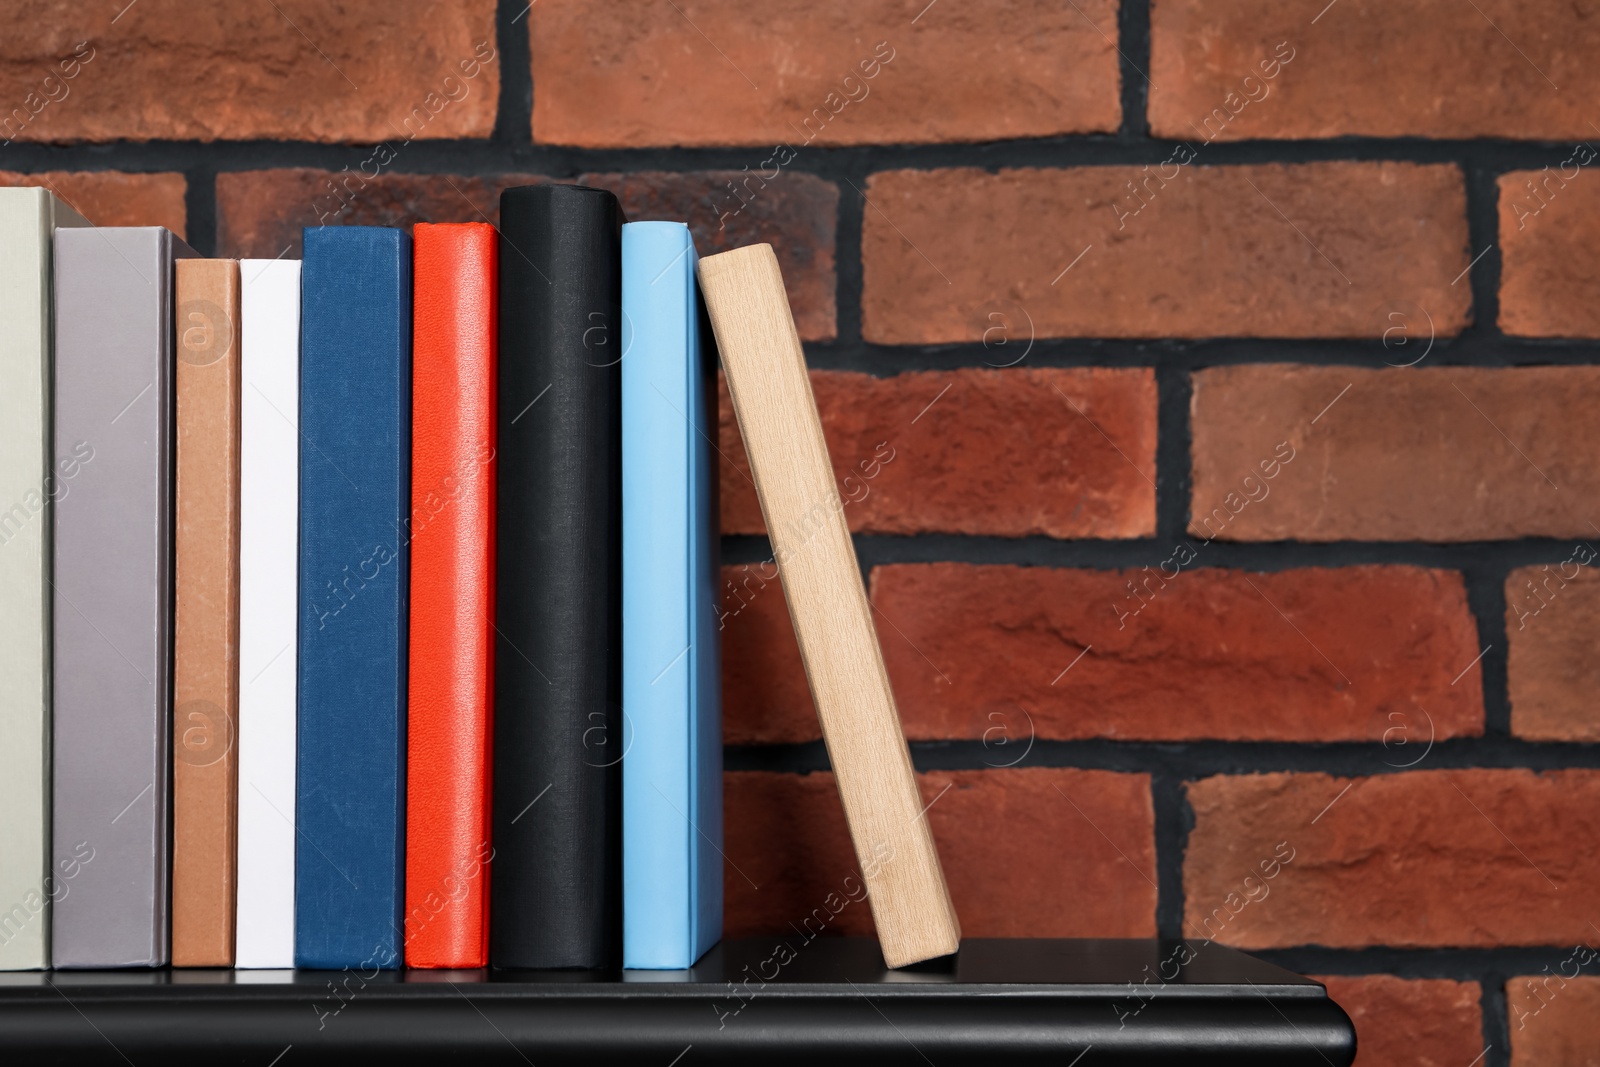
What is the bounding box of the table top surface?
[1,937,1321,995]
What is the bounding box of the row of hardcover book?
[0,183,720,971]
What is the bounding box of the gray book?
[52,226,196,968]
[0,188,89,971]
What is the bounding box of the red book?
[406,223,498,966]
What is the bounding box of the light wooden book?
[697,243,960,968]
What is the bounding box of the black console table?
[0,938,1355,1064]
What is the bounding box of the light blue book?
[621,222,722,969]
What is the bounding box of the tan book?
[171,259,242,966]
[697,244,960,968]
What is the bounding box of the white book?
[0,188,88,970]
[235,259,300,968]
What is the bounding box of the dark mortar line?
[787,335,1600,374]
[723,738,1600,777]
[1466,558,1513,740]
[493,0,535,148]
[1154,365,1192,544]
[3,132,1598,179]
[1256,944,1594,982]
[1117,0,1152,140]
[1482,976,1512,1067]
[719,533,1600,573]
[1151,773,1187,940]
[835,144,868,353]
[183,161,217,257]
[1463,144,1504,341]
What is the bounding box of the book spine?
[236,259,301,969]
[697,244,961,968]
[171,259,242,967]
[620,222,722,969]
[406,223,497,968]
[0,189,86,971]
[52,226,195,967]
[492,183,623,968]
[296,228,411,970]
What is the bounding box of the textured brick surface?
[1317,976,1484,1067]
[218,169,839,339]
[1509,974,1600,1066]
[719,368,1157,538]
[1185,771,1600,948]
[860,164,1470,343]
[1507,561,1600,741]
[216,169,544,260]
[579,171,838,342]
[721,562,813,745]
[1499,166,1600,337]
[530,0,1120,147]
[724,769,1155,938]
[0,1,497,143]
[1149,0,1600,141]
[0,170,185,235]
[1191,365,1600,542]
[869,563,1482,742]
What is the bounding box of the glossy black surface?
[0,938,1354,1064]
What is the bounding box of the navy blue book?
[295,227,412,969]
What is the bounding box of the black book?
[493,183,625,968]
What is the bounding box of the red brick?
[860,164,1470,343]
[721,562,814,745]
[1149,0,1599,141]
[530,0,1119,148]
[216,169,547,260]
[726,561,1482,746]
[1509,973,1600,1065]
[1191,365,1600,542]
[724,769,1155,939]
[0,1,497,143]
[1508,561,1600,740]
[1316,976,1484,1067]
[578,171,837,342]
[1500,166,1600,337]
[1185,771,1600,948]
[868,563,1481,743]
[0,171,185,236]
[719,368,1156,538]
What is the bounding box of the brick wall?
[6,1,1599,1062]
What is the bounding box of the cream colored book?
[0,188,90,970]
[697,243,960,968]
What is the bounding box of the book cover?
[171,258,242,967]
[0,188,88,971]
[52,226,197,968]
[296,227,411,970]
[406,222,497,968]
[620,222,722,969]
[697,244,961,969]
[236,258,301,969]
[493,183,624,969]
